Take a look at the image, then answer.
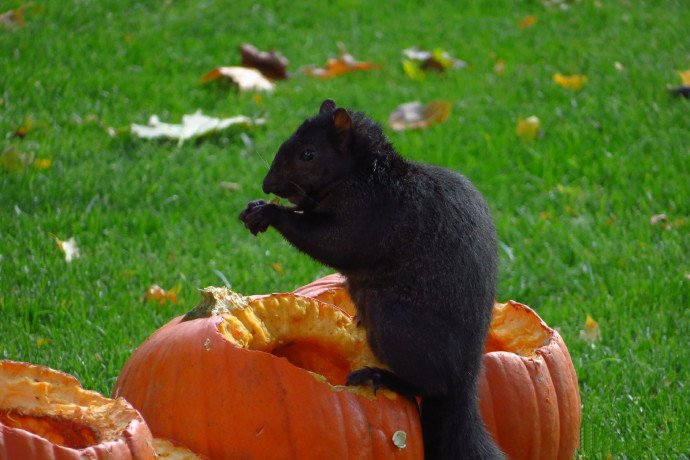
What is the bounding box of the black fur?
[240,100,504,460]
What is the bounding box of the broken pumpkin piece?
[114,288,422,459]
[0,360,156,459]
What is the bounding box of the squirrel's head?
[262,99,356,211]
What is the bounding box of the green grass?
[1,0,688,457]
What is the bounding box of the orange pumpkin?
[294,274,582,460]
[0,360,156,460]
[114,287,422,459]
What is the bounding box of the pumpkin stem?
[182,287,250,321]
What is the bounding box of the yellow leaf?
[48,234,80,262]
[579,314,602,344]
[36,337,50,347]
[518,15,537,29]
[678,69,690,86]
[402,59,425,81]
[515,116,541,140]
[32,158,51,170]
[271,263,284,274]
[553,73,588,91]
[144,284,179,306]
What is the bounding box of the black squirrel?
[239,99,504,460]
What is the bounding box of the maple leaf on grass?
[130,110,265,146]
[303,42,380,79]
[239,43,289,80]
[388,100,452,131]
[200,67,275,92]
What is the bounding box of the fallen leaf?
[219,181,241,191]
[515,116,542,139]
[271,262,283,274]
[144,284,179,306]
[49,234,80,262]
[239,43,289,80]
[579,314,601,344]
[130,110,265,146]
[36,337,50,347]
[200,66,275,92]
[649,213,667,225]
[402,47,467,73]
[0,147,33,172]
[669,70,690,98]
[0,5,25,28]
[402,59,426,81]
[32,158,51,170]
[389,100,452,131]
[553,73,588,91]
[15,117,33,138]
[493,59,506,76]
[518,15,538,29]
[304,43,380,79]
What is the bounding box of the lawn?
[1,0,688,457]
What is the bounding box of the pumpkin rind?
[114,289,422,459]
[295,274,582,460]
[0,360,156,460]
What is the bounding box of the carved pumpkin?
[0,360,156,460]
[294,274,581,460]
[114,288,422,459]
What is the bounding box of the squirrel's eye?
[301,150,316,161]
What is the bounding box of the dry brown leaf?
[200,67,275,92]
[0,5,25,28]
[144,284,179,306]
[239,43,289,80]
[14,117,33,138]
[579,314,602,344]
[388,100,452,131]
[304,43,380,79]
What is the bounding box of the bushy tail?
[421,392,504,460]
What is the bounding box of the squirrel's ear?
[333,108,352,133]
[319,99,336,114]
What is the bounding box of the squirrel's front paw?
[239,200,277,235]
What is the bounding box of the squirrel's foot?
[346,367,419,400]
